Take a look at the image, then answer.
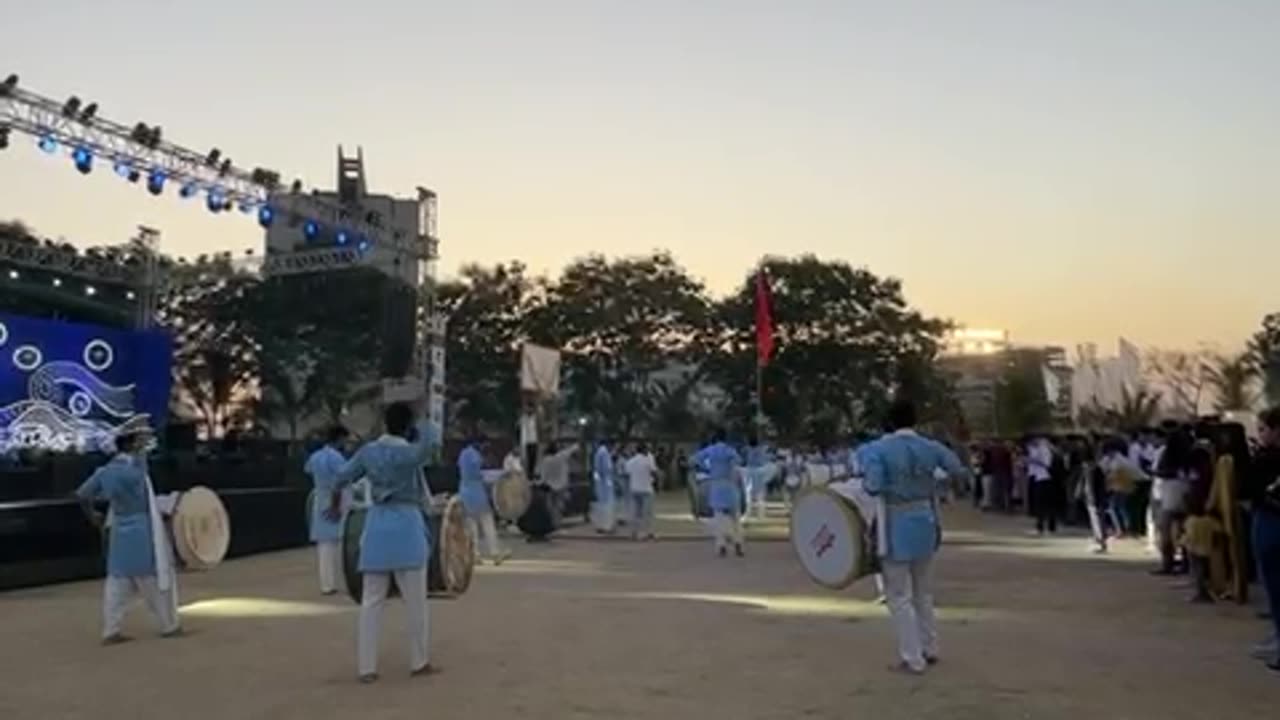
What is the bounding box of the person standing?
[859,399,969,675]
[76,429,182,644]
[457,436,508,564]
[304,425,351,595]
[1026,434,1059,535]
[592,442,617,533]
[536,441,577,515]
[694,429,745,557]
[1246,407,1280,670]
[625,443,660,540]
[744,436,771,521]
[331,402,440,683]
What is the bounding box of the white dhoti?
[103,572,180,638]
[881,555,938,670]
[591,500,616,532]
[358,568,429,677]
[713,512,744,551]
[317,541,342,594]
[466,511,503,560]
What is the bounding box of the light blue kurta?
[694,442,744,514]
[744,444,770,500]
[305,445,349,543]
[334,422,438,573]
[592,445,614,508]
[76,455,156,578]
[456,445,490,518]
[859,430,968,563]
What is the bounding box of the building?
[940,328,1074,436]
[943,328,1010,356]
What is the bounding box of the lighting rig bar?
[0,233,141,285]
[0,74,436,273]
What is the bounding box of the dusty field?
[1,496,1274,720]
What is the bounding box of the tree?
[156,255,258,438]
[1250,313,1280,406]
[704,255,947,442]
[1145,348,1213,418]
[526,252,713,440]
[436,262,539,438]
[1078,385,1163,431]
[1204,351,1258,413]
[994,350,1053,437]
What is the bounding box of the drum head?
[342,507,376,603]
[172,486,230,570]
[789,487,866,590]
[493,470,532,521]
[437,496,475,595]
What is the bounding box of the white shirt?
[625,453,658,494]
[1027,440,1053,482]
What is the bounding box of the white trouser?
[630,492,655,538]
[103,574,180,639]
[358,568,429,677]
[592,500,616,532]
[466,511,503,559]
[317,541,342,593]
[980,475,994,509]
[881,555,938,671]
[713,512,743,551]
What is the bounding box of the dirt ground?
[1,496,1274,720]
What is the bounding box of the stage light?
[114,159,132,178]
[219,159,232,177]
[205,148,221,167]
[290,179,303,194]
[125,291,136,300]
[7,270,18,279]
[303,220,319,241]
[37,134,58,154]
[147,169,167,196]
[0,127,9,150]
[73,146,93,174]
[0,74,16,96]
[81,103,98,122]
[207,189,226,213]
[127,169,140,184]
[357,239,371,253]
[52,278,62,287]
[257,205,275,228]
[336,230,349,246]
[179,181,199,198]
[85,285,97,296]
[62,96,81,119]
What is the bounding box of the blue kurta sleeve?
[409,421,439,466]
[861,444,888,495]
[76,467,105,500]
[932,441,969,480]
[334,448,367,489]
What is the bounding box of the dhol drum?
[493,469,533,522]
[789,486,879,589]
[341,495,475,604]
[516,483,560,539]
[171,486,232,571]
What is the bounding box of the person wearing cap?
[330,401,441,683]
[305,425,352,595]
[75,430,182,645]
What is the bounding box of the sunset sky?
[2,1,1276,351]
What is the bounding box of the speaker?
[379,283,418,378]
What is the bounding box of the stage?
[0,497,1273,720]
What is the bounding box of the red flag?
[754,269,774,366]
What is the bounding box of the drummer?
[457,435,509,564]
[329,402,440,683]
[859,399,969,675]
[75,429,182,644]
[694,429,746,557]
[304,425,351,595]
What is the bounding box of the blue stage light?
[37,134,58,154]
[336,231,349,246]
[207,189,226,213]
[303,220,320,241]
[257,205,275,228]
[179,181,199,198]
[238,201,256,215]
[147,169,167,196]
[73,147,93,174]
[113,160,132,178]
[357,239,370,253]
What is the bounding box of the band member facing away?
[859,399,969,675]
[457,436,509,564]
[305,425,351,595]
[743,436,771,521]
[76,429,182,644]
[592,441,617,533]
[694,428,745,557]
[625,443,660,540]
[329,402,440,683]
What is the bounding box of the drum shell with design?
[493,469,533,521]
[789,487,878,589]
[342,496,475,604]
[100,487,229,572]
